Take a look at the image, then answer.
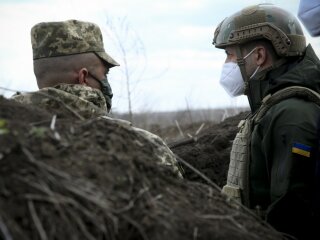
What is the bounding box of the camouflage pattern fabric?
[11,85,183,178]
[132,126,184,178]
[31,19,119,67]
[12,84,107,119]
[101,116,184,178]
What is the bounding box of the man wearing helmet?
[213,4,320,239]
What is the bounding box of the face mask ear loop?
[243,47,260,80]
[235,46,249,91]
[243,47,258,59]
[249,65,261,80]
[235,46,257,109]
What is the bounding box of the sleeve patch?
[292,142,311,158]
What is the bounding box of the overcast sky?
[0,0,319,113]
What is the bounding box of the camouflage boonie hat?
[31,19,119,67]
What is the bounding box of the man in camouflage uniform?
[13,20,117,116]
[12,19,183,178]
[213,4,320,239]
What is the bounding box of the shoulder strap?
[254,86,320,123]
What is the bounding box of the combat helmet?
[213,4,306,57]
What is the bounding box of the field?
[113,107,249,143]
[114,108,250,188]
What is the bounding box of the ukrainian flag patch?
[292,142,311,158]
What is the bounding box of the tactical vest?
[221,86,320,207]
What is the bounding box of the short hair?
[33,52,102,88]
[240,39,280,62]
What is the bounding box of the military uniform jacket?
[11,84,183,179]
[226,45,320,239]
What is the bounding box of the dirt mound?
[0,96,283,240]
[170,112,249,188]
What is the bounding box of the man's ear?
[256,46,267,66]
[78,68,89,85]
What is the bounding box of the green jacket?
[247,45,320,239]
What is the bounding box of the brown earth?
[0,96,284,240]
[169,112,249,188]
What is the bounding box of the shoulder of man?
[99,116,184,178]
[11,85,108,119]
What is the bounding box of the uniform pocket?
[221,184,242,202]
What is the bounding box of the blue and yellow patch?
[292,142,311,158]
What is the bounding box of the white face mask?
[219,47,259,97]
[219,62,244,97]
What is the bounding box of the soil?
[0,96,284,240]
[169,112,249,188]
